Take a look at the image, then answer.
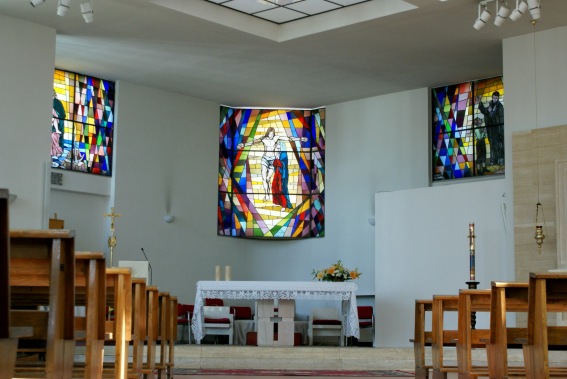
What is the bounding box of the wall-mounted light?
[163,214,175,223]
[509,0,528,21]
[494,1,511,26]
[473,2,492,30]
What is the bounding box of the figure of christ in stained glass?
[218,107,325,239]
[237,126,307,207]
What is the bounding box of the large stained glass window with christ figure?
[218,107,325,239]
[52,69,115,176]
[432,76,504,181]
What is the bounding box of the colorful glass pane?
[432,76,504,181]
[52,69,115,176]
[218,107,325,239]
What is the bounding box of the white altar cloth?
[191,281,360,344]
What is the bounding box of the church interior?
[2,0,567,378]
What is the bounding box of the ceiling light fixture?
[474,0,541,30]
[30,0,94,23]
[30,0,46,7]
[509,0,528,21]
[494,1,510,26]
[57,0,71,16]
[473,2,492,30]
[80,0,94,23]
[527,0,540,20]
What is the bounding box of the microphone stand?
[141,248,153,285]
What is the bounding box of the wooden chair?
[177,303,194,344]
[308,307,343,346]
[9,229,76,378]
[203,306,234,344]
[357,305,375,344]
[230,306,253,321]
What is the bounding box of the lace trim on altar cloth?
[199,289,353,301]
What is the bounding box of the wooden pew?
[167,296,177,379]
[74,251,106,379]
[131,277,148,379]
[523,272,567,379]
[487,281,530,379]
[0,190,32,379]
[411,299,433,379]
[9,229,76,378]
[431,295,459,379]
[103,267,132,379]
[141,285,160,379]
[455,289,492,379]
[156,291,170,379]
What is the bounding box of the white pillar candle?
[225,265,232,281]
[215,265,221,281]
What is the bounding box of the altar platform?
[174,345,416,371]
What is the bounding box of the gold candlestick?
[104,207,121,267]
[468,223,475,281]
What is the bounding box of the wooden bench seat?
[0,189,34,379]
[522,272,567,379]
[9,229,76,379]
[487,280,567,379]
[431,295,460,379]
[412,299,438,379]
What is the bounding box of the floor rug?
[174,368,414,377]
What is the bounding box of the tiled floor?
[174,376,417,379]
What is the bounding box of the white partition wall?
[374,179,509,347]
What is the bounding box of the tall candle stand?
[104,207,121,267]
[467,223,479,329]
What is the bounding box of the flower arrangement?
[312,260,362,282]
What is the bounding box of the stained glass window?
[218,107,325,238]
[52,69,115,176]
[432,76,504,181]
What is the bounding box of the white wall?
[110,84,429,309]
[375,179,506,347]
[0,15,55,229]
[503,25,567,282]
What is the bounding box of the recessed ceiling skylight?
[151,0,417,42]
[205,0,370,24]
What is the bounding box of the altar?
[191,281,360,345]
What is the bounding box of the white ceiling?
[1,0,566,108]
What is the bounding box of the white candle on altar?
[215,265,221,281]
[225,265,231,281]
